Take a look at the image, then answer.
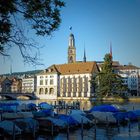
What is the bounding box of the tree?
[92,53,126,98]
[0,0,65,65]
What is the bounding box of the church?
[36,33,99,100]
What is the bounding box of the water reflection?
[0,99,140,140]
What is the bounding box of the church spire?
[83,47,86,62]
[110,42,112,59]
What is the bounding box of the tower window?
[69,56,73,63]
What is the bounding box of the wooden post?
[81,118,84,140]
[33,121,36,139]
[138,118,140,131]
[133,106,135,110]
[106,116,109,128]
[128,119,131,132]
[66,105,68,115]
[117,119,120,132]
[94,118,97,131]
[51,122,54,138]
[67,121,69,140]
[0,113,2,121]
[12,122,15,140]
[56,107,58,115]
[94,118,97,140]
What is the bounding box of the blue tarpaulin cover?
[126,111,138,121]
[27,103,36,110]
[113,111,138,122]
[38,102,52,109]
[113,112,128,122]
[89,105,119,113]
[58,114,79,126]
[131,110,140,118]
[0,103,19,112]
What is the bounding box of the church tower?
[68,33,76,63]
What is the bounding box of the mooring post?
[0,128,4,140]
[66,105,68,115]
[133,106,135,110]
[51,122,54,139]
[0,113,2,121]
[138,117,140,131]
[94,118,97,140]
[12,122,15,140]
[128,118,131,133]
[33,121,36,139]
[81,118,84,140]
[117,119,120,132]
[56,107,59,115]
[94,118,97,132]
[67,121,69,140]
[106,116,109,128]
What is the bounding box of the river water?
[1,99,140,140]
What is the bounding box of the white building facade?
[36,66,60,100]
[36,62,98,100]
[116,65,140,96]
[22,76,37,93]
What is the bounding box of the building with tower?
[36,33,99,100]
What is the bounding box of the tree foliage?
[92,53,127,98]
[0,0,64,64]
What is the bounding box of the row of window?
[40,75,54,79]
[39,88,54,94]
[40,79,54,85]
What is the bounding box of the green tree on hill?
[91,53,127,98]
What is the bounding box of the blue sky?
[0,0,140,74]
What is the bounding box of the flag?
[69,26,72,30]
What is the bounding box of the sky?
[0,0,140,74]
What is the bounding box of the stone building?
[36,33,99,100]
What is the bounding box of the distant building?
[0,77,12,93]
[0,77,22,93]
[115,65,140,96]
[11,77,22,93]
[22,76,37,93]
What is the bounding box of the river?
[0,99,140,140]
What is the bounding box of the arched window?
[39,88,44,94]
[69,56,73,63]
[45,88,48,94]
[50,88,54,94]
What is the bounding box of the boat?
[0,103,19,112]
[89,104,119,113]
[0,120,21,136]
[38,102,53,110]
[91,111,117,124]
[70,113,93,128]
[36,117,66,133]
[2,112,33,120]
[15,118,39,134]
[57,114,79,129]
